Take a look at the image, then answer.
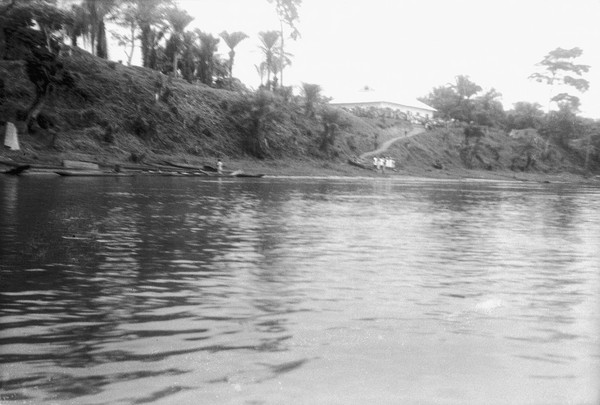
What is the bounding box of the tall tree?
[83,0,116,58]
[450,75,482,121]
[196,30,219,85]
[179,30,196,82]
[219,30,248,82]
[164,6,193,77]
[111,0,138,65]
[529,47,590,111]
[529,47,590,152]
[134,0,170,69]
[268,0,301,86]
[258,30,279,90]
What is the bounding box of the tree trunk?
[25,88,49,133]
[172,53,178,77]
[279,21,284,86]
[127,24,135,66]
[96,20,107,59]
[266,54,271,90]
[140,25,151,67]
[228,50,234,79]
[148,31,158,70]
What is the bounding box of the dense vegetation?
[419,51,600,173]
[1,0,598,176]
[0,0,375,162]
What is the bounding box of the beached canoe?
[3,165,31,175]
[55,170,135,177]
[163,160,206,172]
[347,159,371,170]
[233,173,265,178]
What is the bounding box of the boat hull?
[55,171,135,177]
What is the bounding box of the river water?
[1,175,599,405]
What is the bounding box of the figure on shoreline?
[217,159,223,174]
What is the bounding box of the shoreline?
[2,150,598,185]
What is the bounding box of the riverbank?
[2,147,598,185]
[225,156,600,184]
[3,47,597,183]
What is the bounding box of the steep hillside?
[386,127,585,172]
[0,46,596,179]
[0,46,384,167]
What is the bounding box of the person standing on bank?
[217,159,223,174]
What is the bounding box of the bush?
[128,115,157,140]
[229,90,278,158]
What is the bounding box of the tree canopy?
[529,47,590,112]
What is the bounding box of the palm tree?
[179,30,197,82]
[219,31,248,82]
[301,82,321,117]
[269,0,301,86]
[164,6,193,77]
[255,62,267,87]
[134,0,170,69]
[65,4,89,48]
[83,0,116,58]
[450,75,482,121]
[258,30,280,90]
[452,75,482,100]
[196,30,220,85]
[271,52,293,80]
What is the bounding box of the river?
[1,175,599,405]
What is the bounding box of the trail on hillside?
[359,126,425,159]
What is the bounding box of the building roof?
[329,89,436,112]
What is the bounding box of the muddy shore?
[2,148,598,185]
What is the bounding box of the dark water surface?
[1,175,599,404]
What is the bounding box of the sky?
[162,0,600,118]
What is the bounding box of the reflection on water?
[1,176,599,404]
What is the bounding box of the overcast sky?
[170,0,600,118]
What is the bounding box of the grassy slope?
[0,47,594,179]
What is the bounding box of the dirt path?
[359,126,425,159]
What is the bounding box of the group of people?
[373,156,396,173]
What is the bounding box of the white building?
[329,88,436,120]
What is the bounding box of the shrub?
[128,115,157,140]
[229,90,278,158]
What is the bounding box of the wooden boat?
[163,161,263,177]
[55,170,135,177]
[347,159,371,170]
[3,165,31,175]
[163,160,206,171]
[62,160,100,170]
[233,173,265,178]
